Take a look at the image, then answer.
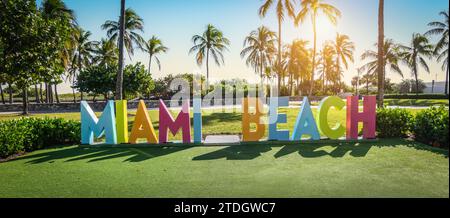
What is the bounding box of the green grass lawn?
[384,99,449,106]
[0,138,447,197]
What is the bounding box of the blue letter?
[193,98,202,143]
[268,97,290,141]
[81,100,117,145]
[292,97,320,141]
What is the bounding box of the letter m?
[81,100,117,145]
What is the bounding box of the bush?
[412,106,449,147]
[376,108,413,138]
[384,94,449,100]
[0,118,80,158]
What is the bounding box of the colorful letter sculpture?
[115,100,129,144]
[193,98,202,143]
[81,100,117,145]
[129,100,158,144]
[268,97,290,141]
[159,100,191,143]
[292,97,321,141]
[242,98,266,142]
[317,96,346,139]
[346,96,376,139]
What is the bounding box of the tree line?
[0,0,448,115]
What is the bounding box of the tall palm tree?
[41,0,77,104]
[116,0,126,100]
[377,0,385,107]
[93,38,119,67]
[286,39,310,95]
[317,42,336,94]
[189,24,230,86]
[41,0,76,24]
[333,33,355,80]
[144,36,169,74]
[69,27,97,102]
[425,10,449,95]
[400,33,434,96]
[101,7,145,60]
[259,0,296,92]
[240,26,277,89]
[295,0,341,96]
[361,39,404,84]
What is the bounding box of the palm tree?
[41,0,77,105]
[144,36,169,74]
[69,27,97,102]
[116,0,126,100]
[361,39,404,85]
[400,33,434,96]
[93,39,119,67]
[240,26,277,90]
[333,33,355,86]
[295,0,341,96]
[377,0,385,107]
[189,24,230,86]
[286,40,311,95]
[425,10,449,95]
[317,42,336,94]
[41,0,76,24]
[259,0,296,91]
[101,7,145,59]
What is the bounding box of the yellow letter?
[317,96,345,139]
[129,100,158,144]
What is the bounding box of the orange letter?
[129,100,158,144]
[242,98,265,142]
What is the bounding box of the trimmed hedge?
[0,118,80,158]
[384,94,449,100]
[412,106,449,147]
[376,108,413,138]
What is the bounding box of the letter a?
[346,96,376,140]
[129,100,158,144]
[292,97,320,141]
[81,100,117,145]
[159,100,191,144]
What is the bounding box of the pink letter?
[159,100,191,143]
[346,96,376,140]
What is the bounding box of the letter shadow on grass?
[193,144,273,161]
[14,146,192,164]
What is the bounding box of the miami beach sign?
[80,95,376,145]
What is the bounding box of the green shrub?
[384,94,449,100]
[412,106,449,147]
[0,118,80,158]
[376,108,413,138]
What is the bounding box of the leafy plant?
[376,108,413,138]
[412,106,449,147]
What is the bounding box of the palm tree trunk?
[8,83,13,104]
[206,48,210,87]
[39,83,44,102]
[22,86,28,115]
[148,54,152,74]
[116,0,126,100]
[44,82,49,103]
[377,0,385,108]
[0,83,4,104]
[34,84,40,103]
[72,87,76,103]
[54,84,60,103]
[445,66,449,95]
[310,14,317,97]
[277,17,282,93]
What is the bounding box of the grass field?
[0,138,447,197]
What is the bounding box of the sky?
[35,0,449,94]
